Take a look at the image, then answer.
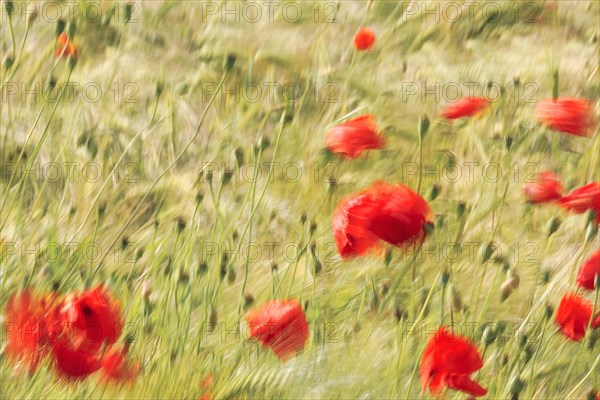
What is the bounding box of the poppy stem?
[416,133,424,195]
[526,317,548,398]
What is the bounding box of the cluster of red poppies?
[5,286,138,383]
[243,28,599,399]
[524,174,600,222]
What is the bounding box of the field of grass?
[1,0,599,399]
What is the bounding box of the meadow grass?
[1,0,599,398]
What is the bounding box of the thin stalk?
[92,69,229,274]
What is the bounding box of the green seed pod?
[243,293,254,309]
[456,201,466,218]
[427,184,441,201]
[124,3,134,23]
[66,21,76,37]
[4,1,15,15]
[223,54,236,71]
[56,19,66,36]
[481,242,495,262]
[546,216,562,237]
[419,114,430,140]
[3,54,14,71]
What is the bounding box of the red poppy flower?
[555,292,600,341]
[440,97,489,120]
[577,250,600,291]
[325,115,385,158]
[55,32,79,59]
[535,98,595,137]
[558,182,600,223]
[332,182,432,258]
[420,327,487,397]
[100,347,139,383]
[55,286,122,352]
[51,340,102,379]
[246,300,309,360]
[354,28,376,51]
[51,286,122,378]
[523,171,563,204]
[5,290,54,373]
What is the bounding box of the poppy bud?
[451,287,463,312]
[243,293,254,309]
[178,267,190,284]
[456,201,466,217]
[384,249,393,267]
[481,242,495,262]
[546,216,562,237]
[56,19,66,36]
[227,266,236,283]
[440,270,450,287]
[124,3,134,23]
[196,190,204,204]
[176,216,187,232]
[4,0,14,15]
[419,114,430,140]
[505,136,514,151]
[155,81,164,98]
[313,260,323,275]
[309,220,317,235]
[223,54,236,71]
[539,268,551,285]
[121,236,130,250]
[206,170,214,184]
[256,136,270,152]
[423,221,435,236]
[220,255,228,279]
[234,147,244,166]
[208,306,217,331]
[586,223,598,243]
[3,54,14,71]
[427,184,441,201]
[47,75,57,89]
[544,302,553,320]
[394,306,407,322]
[222,169,234,185]
[300,212,308,225]
[66,21,76,37]
[501,271,520,301]
[198,261,208,276]
[270,262,278,272]
[309,241,317,257]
